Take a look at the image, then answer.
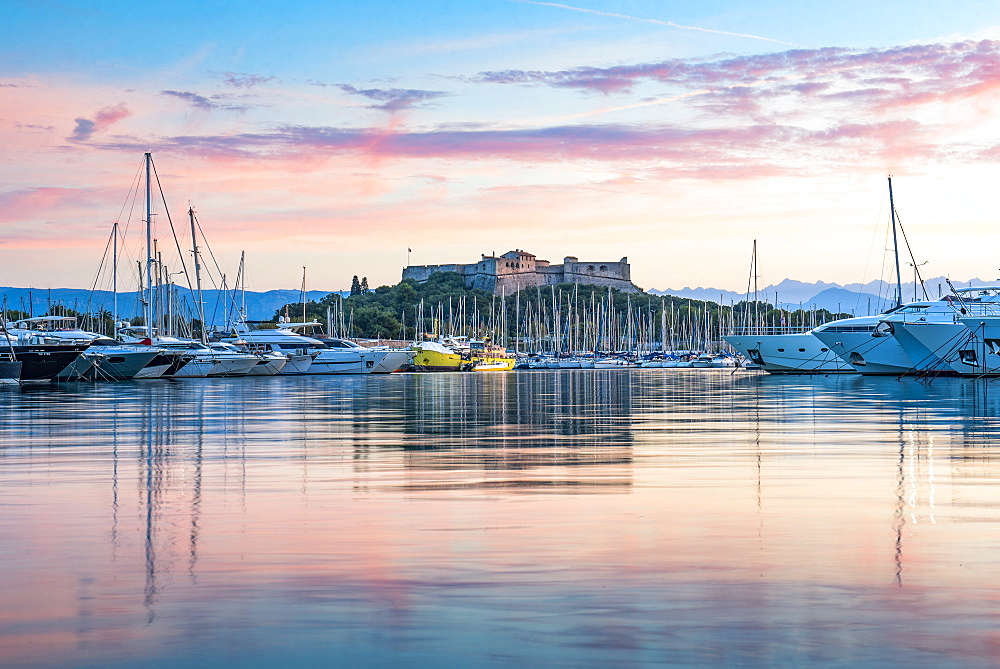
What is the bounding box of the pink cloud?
[82,117,940,172]
[474,39,1000,107]
[0,186,108,223]
[68,103,131,142]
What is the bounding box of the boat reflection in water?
[3,371,1000,665]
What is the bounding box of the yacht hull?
[370,350,415,374]
[811,330,925,375]
[246,355,287,376]
[279,354,313,374]
[0,360,21,384]
[898,322,978,375]
[55,355,96,381]
[81,349,162,381]
[724,334,853,374]
[14,345,91,381]
[134,353,183,379]
[409,347,462,372]
[208,356,259,377]
[170,358,215,378]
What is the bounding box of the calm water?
[2,370,1000,666]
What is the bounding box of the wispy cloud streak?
[338,85,449,112]
[161,90,251,111]
[513,0,799,46]
[223,72,275,88]
[476,40,1000,97]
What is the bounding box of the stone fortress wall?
[402,250,640,295]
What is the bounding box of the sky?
[3,0,1000,293]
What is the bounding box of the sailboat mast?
[189,206,207,343]
[301,266,307,324]
[112,220,118,338]
[888,176,903,308]
[240,251,246,321]
[144,152,154,335]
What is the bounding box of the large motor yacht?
[281,321,397,374]
[118,326,258,377]
[215,321,317,375]
[867,287,1000,376]
[723,326,855,374]
[8,316,163,380]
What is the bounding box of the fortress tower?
[402,250,640,295]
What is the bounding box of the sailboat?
[116,154,258,377]
[723,240,853,374]
[726,179,926,375]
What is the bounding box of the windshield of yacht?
[89,338,121,346]
[15,317,79,331]
[325,339,363,349]
[243,321,280,332]
[157,342,210,351]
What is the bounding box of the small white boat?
[593,358,634,369]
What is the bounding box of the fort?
[402,250,640,295]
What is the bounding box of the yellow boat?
[409,337,515,372]
[468,339,516,371]
[409,341,463,371]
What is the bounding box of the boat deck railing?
[726,326,815,336]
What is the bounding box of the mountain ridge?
[651,276,993,314]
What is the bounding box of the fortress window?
[600,265,606,271]
[588,265,594,271]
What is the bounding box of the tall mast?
[144,152,154,336]
[301,266,307,323]
[752,239,758,334]
[888,176,903,308]
[189,206,207,343]
[112,220,118,338]
[239,251,246,322]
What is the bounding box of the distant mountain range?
[0,286,344,325]
[651,276,994,315]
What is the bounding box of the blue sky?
[4,1,1000,291]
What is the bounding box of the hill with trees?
[273,272,851,351]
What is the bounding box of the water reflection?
[2,371,1000,665]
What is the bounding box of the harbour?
[3,370,1000,665]
[7,2,1000,665]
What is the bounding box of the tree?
[350,275,361,297]
[360,277,369,294]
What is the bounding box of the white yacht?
[870,288,1000,376]
[955,314,1000,375]
[326,338,415,374]
[209,341,287,376]
[820,290,995,375]
[215,322,314,374]
[810,313,919,376]
[118,326,258,377]
[282,322,396,374]
[724,326,855,374]
[865,288,1000,376]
